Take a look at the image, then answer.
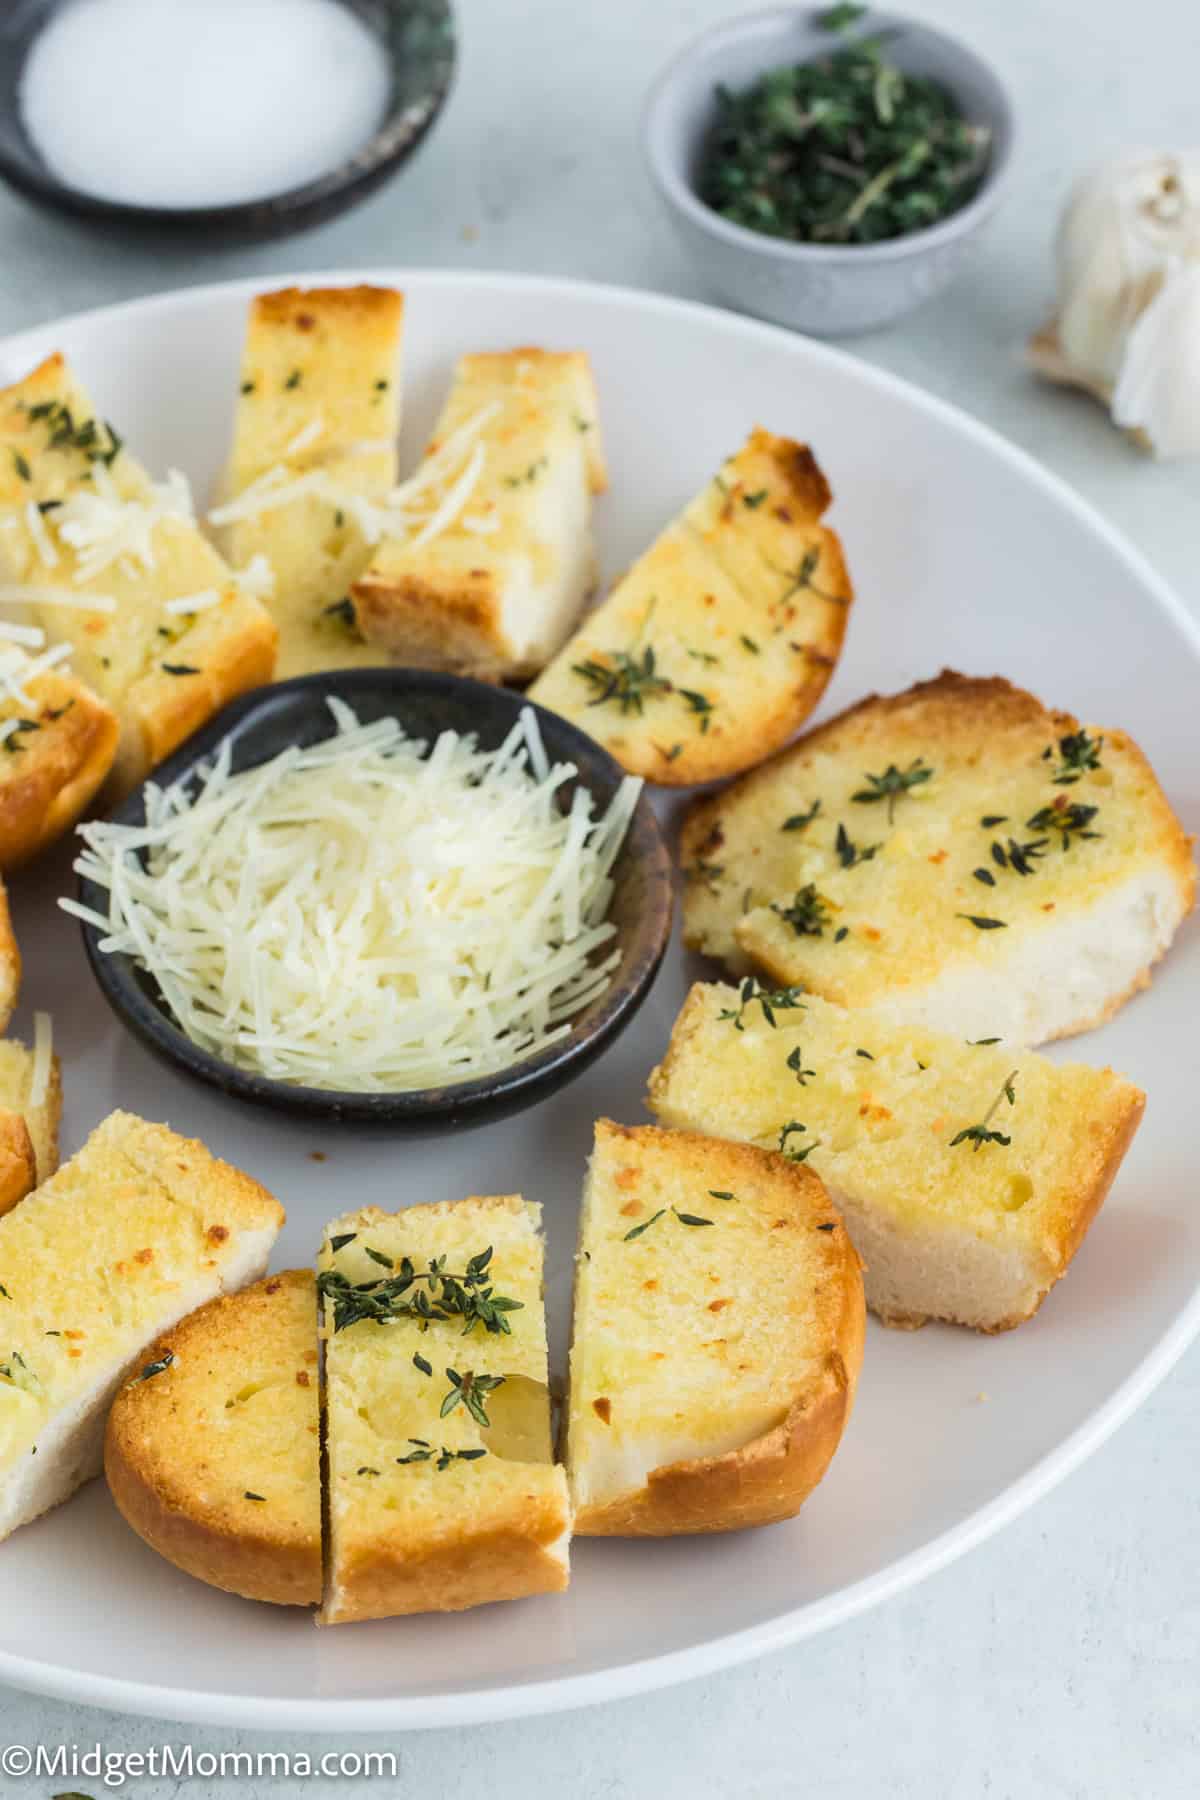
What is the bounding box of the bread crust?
[0,883,19,1033]
[105,1270,321,1607]
[571,1124,864,1536]
[0,1112,35,1218]
[0,669,119,867]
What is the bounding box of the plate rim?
[0,266,1197,1732]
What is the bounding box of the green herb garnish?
[770,883,831,937]
[316,1247,522,1337]
[740,634,760,654]
[623,1208,666,1242]
[285,369,302,390]
[131,1350,174,1384]
[673,1210,713,1228]
[708,1190,736,1201]
[958,913,1007,930]
[683,858,725,893]
[1026,800,1101,850]
[329,1232,357,1253]
[834,821,879,868]
[777,1121,820,1163]
[413,1352,432,1376]
[700,11,989,248]
[244,1491,266,1502]
[11,450,31,482]
[950,1071,1018,1151]
[161,663,199,676]
[787,1045,816,1085]
[852,757,932,821]
[396,1443,488,1470]
[572,645,671,715]
[782,798,821,832]
[322,597,359,633]
[778,545,845,606]
[718,976,806,1030]
[440,1367,506,1429]
[1046,730,1103,785]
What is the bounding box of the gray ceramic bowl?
[643,6,1015,336]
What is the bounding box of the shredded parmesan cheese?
[0,642,72,708]
[29,1013,52,1108]
[24,501,59,570]
[65,701,642,1093]
[232,553,275,599]
[0,586,116,612]
[164,589,221,616]
[52,466,195,584]
[0,623,45,648]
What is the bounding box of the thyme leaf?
[718,976,806,1030]
[770,883,831,937]
[852,758,932,822]
[950,1071,1018,1151]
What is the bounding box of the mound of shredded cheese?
[63,701,642,1092]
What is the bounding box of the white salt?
[20,0,392,210]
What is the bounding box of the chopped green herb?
[686,646,720,666]
[285,369,302,390]
[968,1037,1001,1045]
[743,488,769,508]
[244,1491,266,1502]
[161,663,199,676]
[573,645,671,715]
[11,450,31,482]
[834,925,849,942]
[740,634,761,654]
[708,1190,736,1201]
[329,1232,357,1253]
[1046,730,1103,785]
[375,378,390,392]
[504,458,547,488]
[855,1048,874,1060]
[770,883,831,937]
[624,1208,666,1242]
[672,1209,714,1228]
[816,1220,838,1233]
[782,798,822,832]
[2,719,40,754]
[778,545,846,606]
[131,1351,174,1384]
[358,1467,380,1476]
[973,868,996,886]
[1000,835,1048,876]
[852,758,932,821]
[700,13,990,248]
[683,858,725,894]
[835,821,879,868]
[777,1120,820,1163]
[980,813,1007,828]
[718,976,806,1030]
[1026,800,1101,850]
[316,1247,523,1337]
[678,687,716,732]
[950,1071,1018,1151]
[787,1045,816,1086]
[241,380,256,395]
[364,1246,394,1269]
[958,913,1007,930]
[440,1367,506,1429]
[412,1352,432,1377]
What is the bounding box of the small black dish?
[77,670,674,1131]
[0,1,456,245]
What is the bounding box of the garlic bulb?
[1028,150,1200,456]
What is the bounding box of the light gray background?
[0,0,1197,1793]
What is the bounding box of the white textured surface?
[0,0,1197,1790]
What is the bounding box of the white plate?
[0,272,1196,1732]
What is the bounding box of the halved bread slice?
[106,1270,321,1607]
[351,349,606,681]
[529,429,852,785]
[0,1109,283,1541]
[319,1196,570,1622]
[648,982,1145,1332]
[0,1025,62,1217]
[566,1120,863,1535]
[0,354,277,792]
[0,644,118,866]
[213,285,406,681]
[681,671,1195,1046]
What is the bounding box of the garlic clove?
[1029,150,1200,456]
[1112,261,1200,458]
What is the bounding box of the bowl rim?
[76,669,674,1125]
[0,0,457,231]
[643,2,1016,265]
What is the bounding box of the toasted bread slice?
[215,285,406,681]
[566,1120,863,1535]
[106,1270,321,1607]
[0,888,17,1034]
[0,645,117,866]
[649,982,1145,1332]
[351,349,606,681]
[681,671,1196,1045]
[319,1196,569,1622]
[529,430,852,785]
[0,354,277,792]
[0,1027,62,1216]
[0,1109,283,1541]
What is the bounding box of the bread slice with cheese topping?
[648,982,1144,1332]
[214,285,406,681]
[319,1195,569,1622]
[0,643,117,867]
[106,1269,321,1607]
[566,1120,863,1535]
[529,430,852,785]
[0,1109,283,1541]
[351,349,606,681]
[0,354,277,793]
[0,1024,61,1218]
[681,671,1195,1046]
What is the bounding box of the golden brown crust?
[572,1125,865,1536]
[105,1270,320,1607]
[124,601,279,786]
[321,1502,569,1624]
[0,671,119,868]
[0,1112,35,1218]
[350,567,510,679]
[0,884,19,1033]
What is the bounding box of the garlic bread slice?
[215,284,406,680]
[682,671,1195,1046]
[649,982,1144,1332]
[529,429,852,784]
[0,355,277,792]
[566,1119,863,1535]
[351,348,606,681]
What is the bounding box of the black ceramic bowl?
[77,671,674,1130]
[0,1,456,244]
